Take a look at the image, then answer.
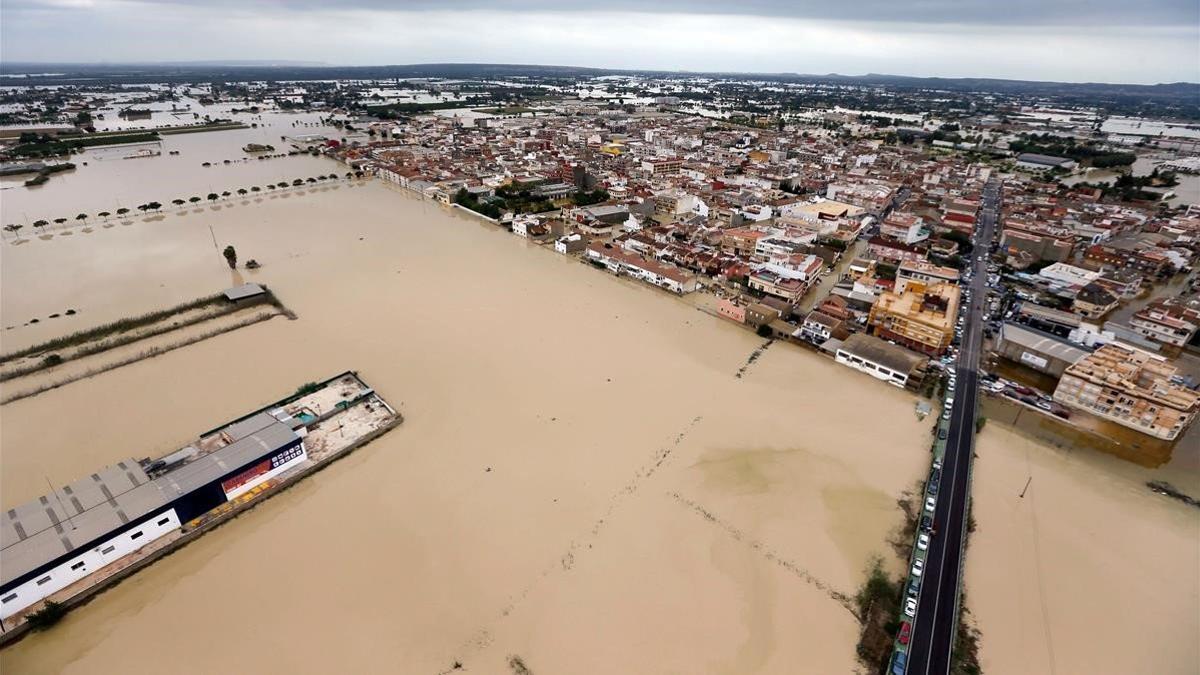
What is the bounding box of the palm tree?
[221,191,231,198]
[207,193,219,203]
[172,199,186,206]
[251,186,261,192]
[189,196,201,204]
[147,201,162,212]
[306,177,316,183]
[237,188,248,196]
[53,218,67,226]
[4,224,23,238]
[137,204,149,212]
[75,213,87,222]
[98,211,111,219]
[292,179,303,186]
[116,207,130,216]
[33,219,48,231]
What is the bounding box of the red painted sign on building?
[221,458,271,497]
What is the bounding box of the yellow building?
[867,280,959,356]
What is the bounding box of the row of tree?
[2,170,368,237]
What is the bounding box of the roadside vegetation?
[859,480,987,675]
[854,556,903,672]
[952,602,983,675]
[888,483,922,558]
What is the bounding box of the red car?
[899,621,912,645]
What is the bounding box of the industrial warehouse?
[0,372,400,631]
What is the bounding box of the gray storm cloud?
[7,0,1199,26]
[3,0,1197,83]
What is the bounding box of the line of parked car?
[895,424,946,668]
[892,184,999,675]
[980,372,1071,418]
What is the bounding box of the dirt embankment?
[1,290,294,404]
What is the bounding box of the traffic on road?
[890,177,1001,675]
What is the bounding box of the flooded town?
[1,26,1199,675]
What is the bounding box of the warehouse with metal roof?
[834,332,928,388]
[996,321,1089,377]
[1,419,304,620]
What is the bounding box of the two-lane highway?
[904,177,1000,674]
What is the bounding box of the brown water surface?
[1,183,932,673]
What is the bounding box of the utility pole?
[1019,476,1032,498]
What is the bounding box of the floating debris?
[1147,481,1200,509]
[736,339,774,379]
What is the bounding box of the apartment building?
[896,260,960,289]
[1053,343,1199,441]
[867,280,960,355]
[1129,309,1198,348]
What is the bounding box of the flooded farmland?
[2,179,934,673]
[1,150,1197,674]
[0,109,344,225]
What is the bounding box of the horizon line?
[2,60,1197,88]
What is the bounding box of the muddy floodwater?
[968,425,1199,675]
[1,172,1197,673]
[0,108,345,225]
[2,181,934,673]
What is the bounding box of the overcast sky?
[3,0,1198,83]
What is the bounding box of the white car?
[925,496,937,512]
[917,532,930,551]
[912,558,925,577]
[947,380,956,392]
[904,597,918,617]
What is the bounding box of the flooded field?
[967,424,1199,675]
[1,182,935,673]
[1060,156,1200,207]
[0,109,344,224]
